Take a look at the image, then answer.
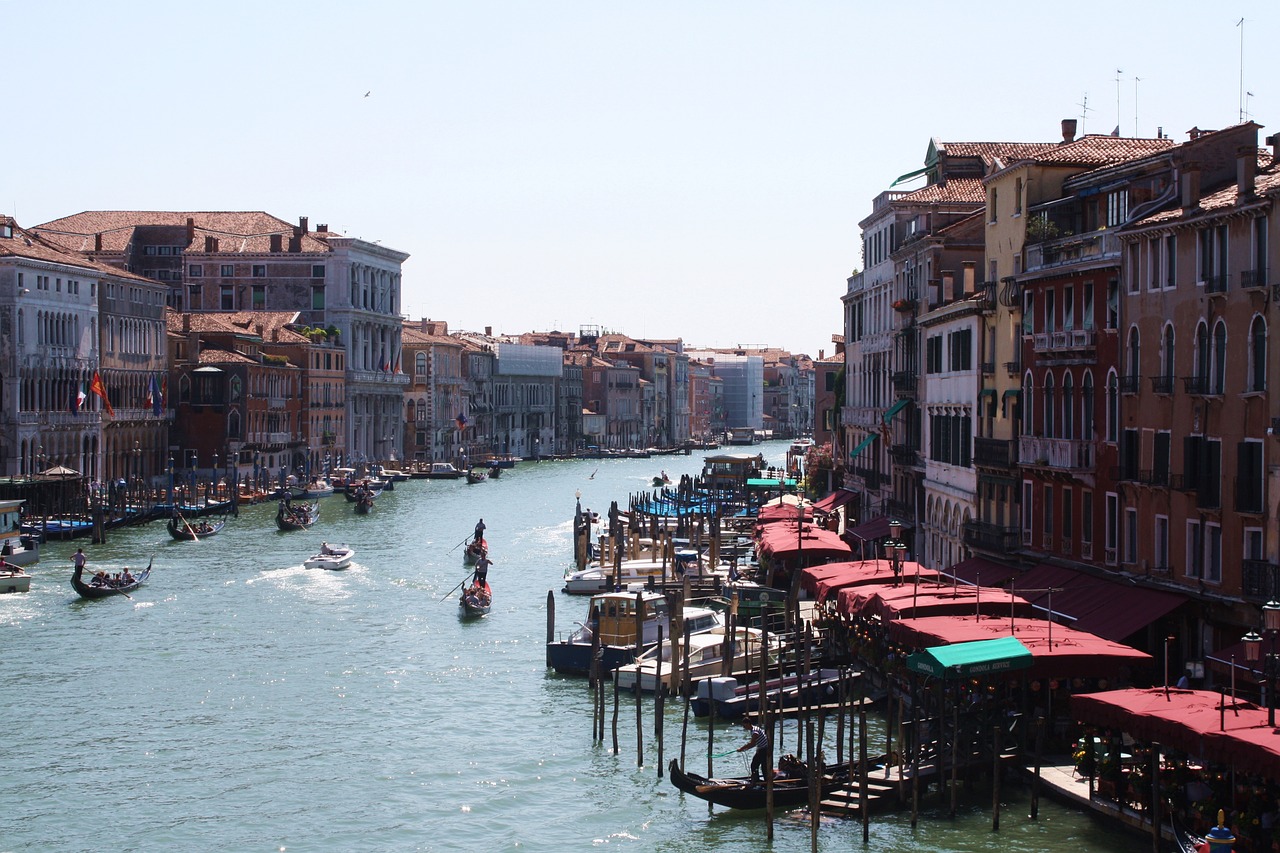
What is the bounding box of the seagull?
[364,91,371,97]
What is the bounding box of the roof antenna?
[1237,17,1246,123]
[1115,69,1124,135]
[1076,92,1093,136]
[1134,76,1141,137]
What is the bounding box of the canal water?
[1,442,1149,852]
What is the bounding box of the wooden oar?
[178,512,199,542]
[440,575,471,601]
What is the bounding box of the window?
[312,264,325,278]
[1061,373,1074,440]
[220,285,234,310]
[1164,235,1177,289]
[1107,190,1129,226]
[1043,484,1054,541]
[948,329,972,372]
[1249,316,1267,392]
[1160,324,1175,385]
[1105,369,1118,442]
[1045,289,1056,334]
[1062,487,1073,546]
[1014,178,1023,215]
[188,285,202,307]
[1153,431,1171,486]
[1195,322,1210,384]
[1237,440,1264,513]
[1043,373,1056,437]
[1126,326,1140,380]
[1081,490,1093,557]
[988,188,998,223]
[144,245,158,256]
[1063,284,1074,331]
[1205,523,1222,583]
[1127,241,1140,294]
[311,286,325,311]
[1198,224,1228,287]
[1186,520,1203,578]
[415,352,428,376]
[1154,516,1169,572]
[1211,321,1227,394]
[1022,374,1034,434]
[1199,439,1222,510]
[1105,492,1119,565]
[220,264,234,277]
[188,264,203,277]
[1106,279,1119,329]
[1125,507,1138,564]
[1245,528,1264,561]
[925,336,942,374]
[252,265,266,278]
[1023,290,1034,335]
[252,285,265,307]
[1081,371,1094,440]
[1120,428,1139,480]
[158,246,172,256]
[1022,481,1033,544]
[1252,215,1269,286]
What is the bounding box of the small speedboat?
[303,544,354,570]
[1,562,32,593]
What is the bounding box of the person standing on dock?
[737,717,771,784]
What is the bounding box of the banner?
[90,371,114,417]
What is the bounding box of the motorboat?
[303,544,355,570]
[546,589,724,676]
[1,561,32,593]
[0,500,39,567]
[426,462,462,480]
[562,548,728,595]
[614,625,766,694]
[691,668,845,719]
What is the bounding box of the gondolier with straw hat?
[737,716,771,784]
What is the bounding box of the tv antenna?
[1237,18,1246,123]
[1134,76,1141,136]
[1115,69,1124,135]
[1077,92,1093,135]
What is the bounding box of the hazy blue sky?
[5,1,1274,355]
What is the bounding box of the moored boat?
[426,462,462,480]
[668,755,850,810]
[1,561,32,593]
[691,668,844,719]
[303,543,355,570]
[614,625,767,694]
[71,559,152,599]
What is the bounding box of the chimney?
[270,234,283,253]
[941,271,955,303]
[1237,145,1257,202]
[1181,163,1202,211]
[485,326,492,336]
[299,216,309,233]
[961,261,975,297]
[94,233,102,251]
[317,223,329,233]
[1061,119,1077,144]
[818,348,825,361]
[288,235,301,252]
[1268,133,1280,159]
[420,318,430,332]
[185,217,195,244]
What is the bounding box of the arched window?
[1082,371,1095,440]
[406,401,415,422]
[1105,369,1118,442]
[1250,316,1267,392]
[1212,320,1227,394]
[1061,372,1075,440]
[228,408,241,439]
[1043,373,1056,438]
[1126,326,1140,378]
[416,400,427,423]
[1022,373,1034,435]
[415,352,428,377]
[1195,321,1210,383]
[179,374,191,404]
[1161,324,1175,381]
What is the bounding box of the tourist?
[737,717,771,784]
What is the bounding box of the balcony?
[980,361,996,376]
[1150,375,1175,395]
[974,437,1018,469]
[891,371,918,396]
[1241,267,1269,290]
[247,431,294,446]
[1202,275,1228,296]
[963,520,1021,553]
[1181,376,1212,396]
[1019,435,1095,471]
[1031,329,1096,355]
[885,498,914,520]
[843,405,879,428]
[1024,229,1121,272]
[854,467,885,491]
[889,444,920,466]
[1118,375,1141,395]
[1243,559,1280,600]
[977,283,997,314]
[1004,360,1022,375]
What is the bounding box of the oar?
[178,512,199,542]
[440,575,471,601]
[447,536,472,554]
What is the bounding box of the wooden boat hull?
[459,581,492,616]
[167,517,225,540]
[354,499,373,514]
[463,540,487,565]
[71,560,152,600]
[668,759,825,810]
[465,470,486,484]
[276,505,317,531]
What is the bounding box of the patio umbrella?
[41,465,80,477]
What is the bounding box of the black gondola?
[463,539,487,565]
[667,757,847,810]
[486,464,502,479]
[459,579,492,617]
[71,559,152,600]
[167,515,226,541]
[354,494,374,514]
[276,502,317,531]
[465,468,487,484]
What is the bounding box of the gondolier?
[474,554,492,585]
[737,717,771,784]
[474,518,486,543]
[72,548,86,571]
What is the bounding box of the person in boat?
[737,717,771,784]
[122,569,135,584]
[73,547,86,572]
[774,753,805,781]
[91,571,107,586]
[474,554,492,585]
[320,542,333,555]
[474,518,486,543]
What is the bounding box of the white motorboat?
[563,549,729,595]
[0,499,39,567]
[614,624,766,694]
[1,562,32,593]
[303,544,355,570]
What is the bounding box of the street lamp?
[167,455,175,506]
[885,518,908,586]
[1242,598,1280,728]
[132,440,142,503]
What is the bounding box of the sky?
[4,1,1275,357]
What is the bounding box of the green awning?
[882,398,909,424]
[747,477,796,489]
[890,165,929,187]
[979,388,996,399]
[849,432,878,461]
[906,636,1033,679]
[1002,389,1022,399]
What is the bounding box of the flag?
[378,351,389,373]
[90,371,114,417]
[70,383,86,413]
[455,413,467,429]
[392,351,401,374]
[148,374,163,417]
[160,374,167,410]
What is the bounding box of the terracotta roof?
[1135,154,1280,226]
[32,211,332,255]
[0,217,157,283]
[937,141,1059,169]
[902,177,986,204]
[1024,135,1174,166]
[196,347,262,366]
[402,326,458,346]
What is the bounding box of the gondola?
[344,483,383,502]
[465,468,487,484]
[486,464,502,479]
[459,579,492,617]
[276,502,317,531]
[71,559,152,600]
[354,494,374,514]
[167,515,225,541]
[463,538,487,565]
[667,756,850,810]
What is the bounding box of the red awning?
[838,582,1038,621]
[1012,564,1187,642]
[941,556,1023,588]
[848,515,891,541]
[1072,688,1277,774]
[801,559,938,602]
[757,502,813,523]
[811,488,857,514]
[886,614,1153,678]
[755,523,852,563]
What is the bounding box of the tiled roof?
[902,177,986,204]
[1135,154,1280,226]
[938,142,1059,168]
[402,326,458,346]
[0,217,156,283]
[32,211,332,255]
[1026,135,1174,166]
[196,347,261,366]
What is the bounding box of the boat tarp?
[907,636,1032,679]
[887,614,1153,678]
[800,559,937,601]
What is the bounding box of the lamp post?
[132,440,142,505]
[167,455,174,507]
[1242,597,1280,728]
[885,518,908,587]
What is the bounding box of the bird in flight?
[364,91,371,97]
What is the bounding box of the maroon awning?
[811,488,857,514]
[801,559,938,602]
[941,556,1023,588]
[1012,564,1187,642]
[848,515,891,541]
[756,523,852,563]
[839,583,1037,621]
[757,502,813,523]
